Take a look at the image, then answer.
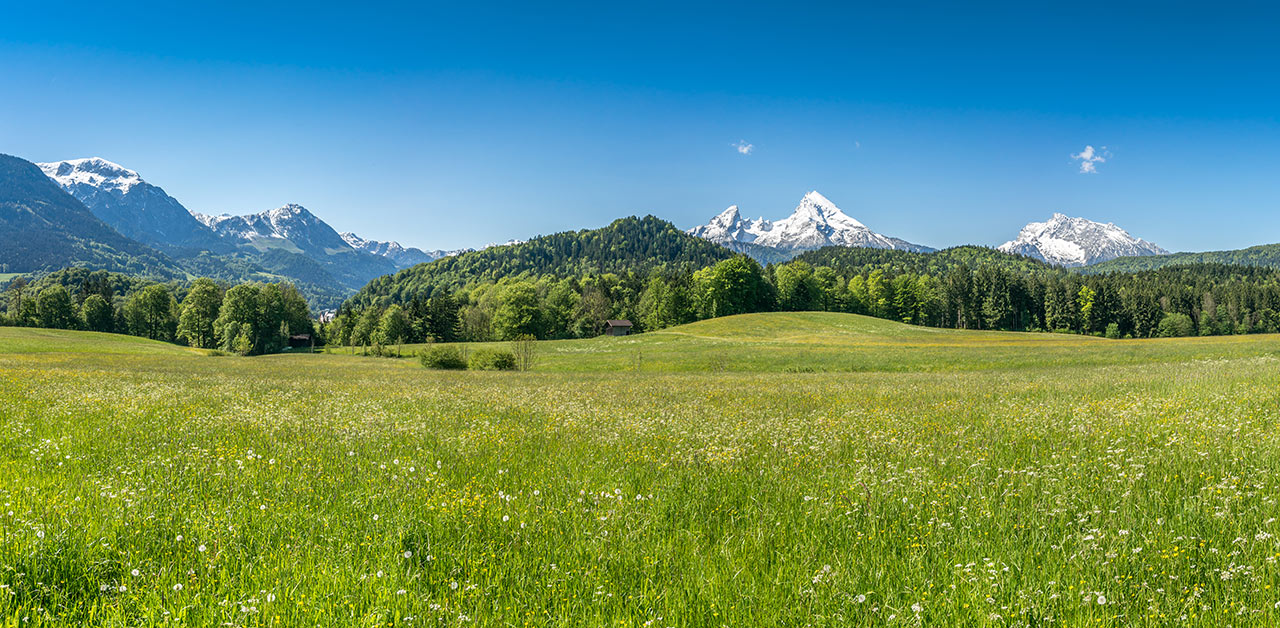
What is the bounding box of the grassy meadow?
[4,314,1280,626]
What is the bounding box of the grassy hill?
[0,327,204,355]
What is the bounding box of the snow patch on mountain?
[997,213,1167,267]
[38,157,143,194]
[688,191,932,259]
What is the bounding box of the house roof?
[605,319,633,327]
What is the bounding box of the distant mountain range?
[998,213,1167,267]
[8,151,1280,311]
[29,156,470,308]
[688,191,934,262]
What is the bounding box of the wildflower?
[1096,595,1106,605]
[198,544,207,552]
[397,589,407,595]
[35,530,44,539]
[373,514,380,521]
[266,593,276,602]
[173,584,183,591]
[450,581,459,590]
[502,515,509,522]
[131,569,140,577]
[176,535,183,542]
[119,585,127,592]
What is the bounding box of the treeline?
[348,216,734,308]
[332,256,1280,347]
[1,269,314,354]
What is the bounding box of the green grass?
[5,315,1280,626]
[348,311,1280,373]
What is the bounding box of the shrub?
[1157,313,1195,338]
[419,345,468,370]
[469,349,517,371]
[1104,323,1122,339]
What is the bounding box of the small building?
[604,320,633,336]
[287,334,313,350]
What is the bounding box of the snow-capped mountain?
[688,191,933,261]
[997,213,1167,267]
[340,232,443,268]
[38,157,223,250]
[196,204,355,258]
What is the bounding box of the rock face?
[38,157,223,251]
[998,213,1167,267]
[688,191,933,262]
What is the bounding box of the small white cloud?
[1072,145,1108,174]
[732,140,754,156]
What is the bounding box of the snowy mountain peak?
[998,213,1167,267]
[688,191,932,260]
[38,157,144,194]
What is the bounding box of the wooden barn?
[604,320,633,336]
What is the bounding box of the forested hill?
[1083,243,1280,274]
[792,245,1052,276]
[346,216,735,308]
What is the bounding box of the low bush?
[418,345,467,370]
[469,349,517,371]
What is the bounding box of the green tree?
[124,285,178,340]
[1077,284,1097,334]
[492,281,544,340]
[215,284,261,353]
[1157,312,1196,337]
[377,304,410,354]
[81,294,114,333]
[775,261,820,311]
[177,278,223,348]
[36,285,77,329]
[695,256,773,319]
[352,307,381,353]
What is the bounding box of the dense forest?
[1084,242,1280,274]
[0,268,314,355]
[347,216,734,308]
[329,243,1280,348]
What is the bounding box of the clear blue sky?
[2,1,1278,252]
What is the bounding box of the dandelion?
[131,569,139,577]
[1097,595,1107,605]
[266,593,276,602]
[373,514,379,521]
[403,550,412,559]
[198,544,207,552]
[173,584,183,591]
[176,535,183,542]
[502,515,509,522]
[450,581,459,590]
[119,585,127,592]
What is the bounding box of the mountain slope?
[0,154,180,277]
[1083,242,1280,274]
[688,191,933,262]
[347,215,735,308]
[38,158,225,252]
[198,204,398,293]
[998,213,1166,267]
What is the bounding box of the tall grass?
[3,318,1280,625]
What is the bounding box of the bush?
[1157,313,1195,338]
[419,345,468,370]
[469,349,517,371]
[1104,323,1122,339]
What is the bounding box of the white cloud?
[732,140,754,156]
[1071,145,1108,174]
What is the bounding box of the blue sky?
[2,1,1278,252]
